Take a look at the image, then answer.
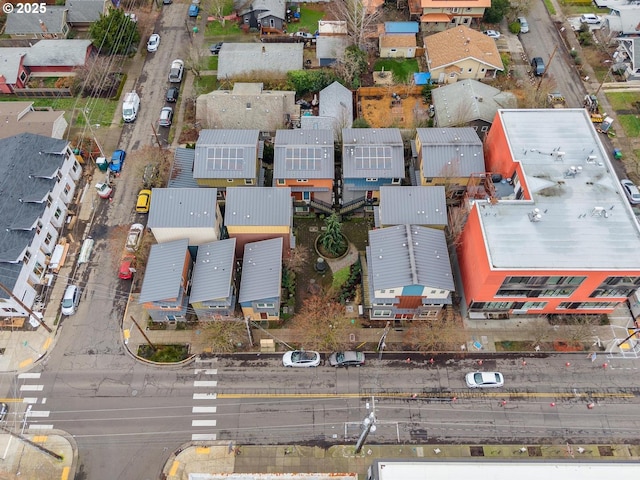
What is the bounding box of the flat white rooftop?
[371,460,639,480]
[480,109,640,270]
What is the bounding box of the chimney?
[39,19,48,33]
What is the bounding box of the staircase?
[339,196,366,214]
[310,198,334,214]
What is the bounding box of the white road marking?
[193,381,217,388]
[22,398,38,404]
[20,385,43,392]
[192,420,217,427]
[194,369,217,375]
[191,433,217,441]
[28,424,53,430]
[26,410,50,418]
[193,393,217,400]
[192,406,217,413]
[18,373,41,379]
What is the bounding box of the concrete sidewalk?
[0,430,77,479]
[163,441,640,479]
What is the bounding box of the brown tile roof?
[380,34,417,48]
[424,26,504,70]
[421,0,490,8]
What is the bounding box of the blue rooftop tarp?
[413,72,431,85]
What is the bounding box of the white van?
[122,92,140,122]
[518,17,529,33]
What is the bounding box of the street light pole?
[377,321,391,360]
[355,397,376,454]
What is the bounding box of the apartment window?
[365,178,378,182]
[391,178,401,184]
[36,221,43,234]
[451,7,459,13]
[468,68,473,73]
[256,302,274,309]
[295,206,309,213]
[246,103,252,110]
[302,191,310,201]
[72,161,80,173]
[277,179,285,185]
[296,179,308,183]
[390,48,397,53]
[23,250,31,263]
[426,177,433,183]
[56,171,63,182]
[373,310,392,317]
[54,207,62,220]
[33,261,44,276]
[64,183,71,195]
[559,301,617,309]
[373,302,393,306]
[450,18,457,24]
[227,179,234,183]
[44,233,53,246]
[522,301,547,309]
[419,310,439,318]
[46,195,52,207]
[481,126,489,132]
[462,18,470,24]
[244,179,254,185]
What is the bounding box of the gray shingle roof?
[5,7,68,35]
[224,187,292,226]
[379,186,447,227]
[66,0,105,23]
[319,81,353,128]
[416,127,485,177]
[168,148,198,188]
[316,36,350,60]
[148,188,218,229]
[238,237,283,303]
[342,128,405,178]
[235,0,285,17]
[367,224,454,291]
[0,133,69,262]
[139,239,190,303]
[189,238,236,303]
[23,39,92,67]
[0,49,27,83]
[217,43,303,79]
[194,130,259,179]
[274,129,335,179]
[432,79,517,127]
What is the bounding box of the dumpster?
[96,156,108,172]
[613,148,623,160]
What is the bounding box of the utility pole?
[0,282,52,333]
[536,45,557,95]
[130,316,157,351]
[355,397,376,454]
[377,321,391,360]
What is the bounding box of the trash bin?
[613,148,623,160]
[96,156,108,172]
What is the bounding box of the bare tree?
[206,0,229,25]
[403,314,467,351]
[332,0,382,49]
[289,292,353,351]
[285,245,309,275]
[202,320,248,352]
[73,56,117,96]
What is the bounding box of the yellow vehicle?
[136,189,151,213]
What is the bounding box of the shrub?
[287,70,337,96]
[508,22,521,34]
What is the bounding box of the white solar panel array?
[206,146,245,171]
[354,146,392,170]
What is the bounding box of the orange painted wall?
[456,205,492,303]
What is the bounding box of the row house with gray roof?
[190,238,237,320]
[193,129,262,197]
[364,225,455,321]
[274,129,335,215]
[0,133,82,320]
[139,239,192,323]
[341,128,405,214]
[238,237,283,321]
[375,186,447,229]
[147,188,222,245]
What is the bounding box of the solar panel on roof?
[206,146,245,171]
[285,146,325,170]
[354,146,391,170]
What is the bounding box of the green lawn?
[194,75,218,95]
[617,115,640,137]
[206,55,219,70]
[30,97,118,127]
[605,91,640,111]
[373,59,420,83]
[288,5,325,34]
[205,20,242,36]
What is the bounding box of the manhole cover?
[131,389,138,396]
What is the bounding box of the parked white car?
[282,350,321,367]
[466,371,504,388]
[147,33,160,52]
[580,13,601,24]
[61,285,81,316]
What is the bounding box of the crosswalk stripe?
[192,406,217,413]
[19,385,43,392]
[28,424,53,430]
[17,373,41,379]
[193,381,217,388]
[193,393,217,400]
[26,410,50,418]
[192,419,217,427]
[191,433,217,441]
[23,398,38,404]
[194,369,217,375]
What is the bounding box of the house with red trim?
[409,0,491,31]
[456,108,640,320]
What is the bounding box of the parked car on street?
[109,149,126,173]
[168,59,184,83]
[119,255,137,280]
[147,33,160,52]
[531,57,545,76]
[166,86,179,103]
[61,285,81,316]
[621,179,640,205]
[290,31,315,40]
[282,350,321,367]
[328,351,365,367]
[518,17,529,33]
[136,189,152,213]
[465,371,504,388]
[209,42,223,55]
[125,223,145,252]
[483,30,501,39]
[159,106,173,127]
[188,4,199,16]
[95,182,112,199]
[0,403,8,421]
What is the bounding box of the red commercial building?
[457,109,640,319]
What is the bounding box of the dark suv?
[166,86,179,103]
[531,57,545,76]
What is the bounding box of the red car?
[118,255,136,280]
